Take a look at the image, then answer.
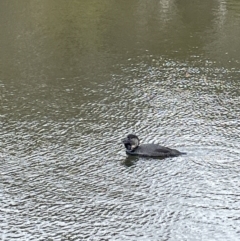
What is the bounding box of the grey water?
[0,0,240,240]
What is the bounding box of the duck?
[122,134,186,158]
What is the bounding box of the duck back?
[126,144,183,157]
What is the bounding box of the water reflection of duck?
[122,134,186,158]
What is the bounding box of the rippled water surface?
[1,1,240,240]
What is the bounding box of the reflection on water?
[122,155,139,167]
[1,0,240,240]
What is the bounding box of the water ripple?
[1,57,240,240]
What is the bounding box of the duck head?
[122,134,140,151]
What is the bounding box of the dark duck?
[122,134,186,158]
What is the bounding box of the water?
[0,1,240,240]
